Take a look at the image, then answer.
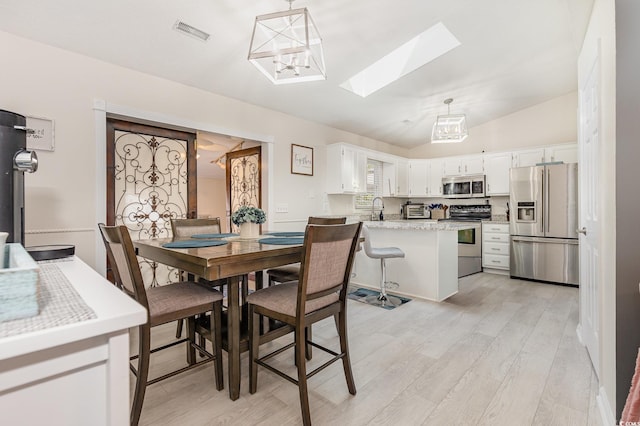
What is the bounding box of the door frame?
[93,100,274,276]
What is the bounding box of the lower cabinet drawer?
[483,242,509,255]
[483,253,510,269]
[483,232,509,243]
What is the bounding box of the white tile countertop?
[363,220,475,231]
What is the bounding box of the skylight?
[340,22,461,98]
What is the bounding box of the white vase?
[239,222,259,238]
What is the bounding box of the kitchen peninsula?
[352,220,474,302]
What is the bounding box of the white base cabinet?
[482,223,510,274]
[0,257,147,426]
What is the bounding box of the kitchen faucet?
[371,197,384,221]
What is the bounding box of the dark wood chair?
[265,217,347,286]
[169,217,251,341]
[247,222,362,426]
[171,218,223,338]
[170,217,222,239]
[98,224,224,426]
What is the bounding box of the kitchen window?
[355,159,383,209]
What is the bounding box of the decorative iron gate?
[226,147,262,232]
[106,119,196,287]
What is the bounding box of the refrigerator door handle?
[540,167,544,234]
[545,167,550,233]
[512,236,579,245]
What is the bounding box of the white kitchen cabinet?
[395,158,409,196]
[512,144,578,169]
[0,257,147,426]
[408,160,429,197]
[427,158,445,197]
[443,155,484,176]
[482,223,510,273]
[382,160,396,197]
[545,143,578,163]
[512,148,545,167]
[326,144,367,194]
[484,152,512,196]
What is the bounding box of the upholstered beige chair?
[265,216,347,286]
[247,222,362,426]
[99,224,223,426]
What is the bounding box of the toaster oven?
[402,203,430,219]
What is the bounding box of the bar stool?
[361,225,405,307]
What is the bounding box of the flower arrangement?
[231,206,266,226]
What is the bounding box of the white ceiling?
[0,0,594,153]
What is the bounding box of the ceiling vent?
[173,20,210,42]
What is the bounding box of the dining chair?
[98,224,224,426]
[171,218,223,338]
[170,217,222,239]
[265,216,347,286]
[170,217,250,342]
[247,222,362,426]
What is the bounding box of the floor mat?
[347,287,411,310]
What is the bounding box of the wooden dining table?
[133,236,303,401]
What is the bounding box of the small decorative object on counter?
[0,232,7,268]
[506,202,510,221]
[0,243,40,322]
[231,206,266,238]
[379,210,384,221]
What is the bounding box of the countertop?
[363,220,475,231]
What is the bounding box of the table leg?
[227,275,241,400]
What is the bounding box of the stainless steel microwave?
[442,175,486,198]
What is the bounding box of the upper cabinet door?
[484,152,512,195]
[427,158,445,197]
[545,143,578,163]
[443,155,484,176]
[395,158,409,197]
[408,160,429,197]
[326,143,366,194]
[462,155,484,175]
[512,148,545,168]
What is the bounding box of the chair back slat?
[171,218,221,238]
[307,216,346,225]
[99,224,149,309]
[297,222,362,314]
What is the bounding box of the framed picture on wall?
[26,116,55,151]
[291,144,313,176]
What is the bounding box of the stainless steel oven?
[439,205,491,277]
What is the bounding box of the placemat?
[191,233,238,239]
[265,232,305,237]
[162,240,228,248]
[0,263,97,338]
[258,237,304,245]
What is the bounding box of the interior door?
[578,40,601,377]
[106,119,197,286]
[226,146,261,232]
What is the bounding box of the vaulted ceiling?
[0,0,594,152]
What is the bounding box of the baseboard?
[482,267,510,276]
[597,385,616,426]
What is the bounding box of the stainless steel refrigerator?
[509,163,579,285]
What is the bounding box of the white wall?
[0,30,402,269]
[409,92,578,159]
[580,0,616,421]
[196,177,228,231]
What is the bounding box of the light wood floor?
[133,273,601,426]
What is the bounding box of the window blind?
[355,159,383,210]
